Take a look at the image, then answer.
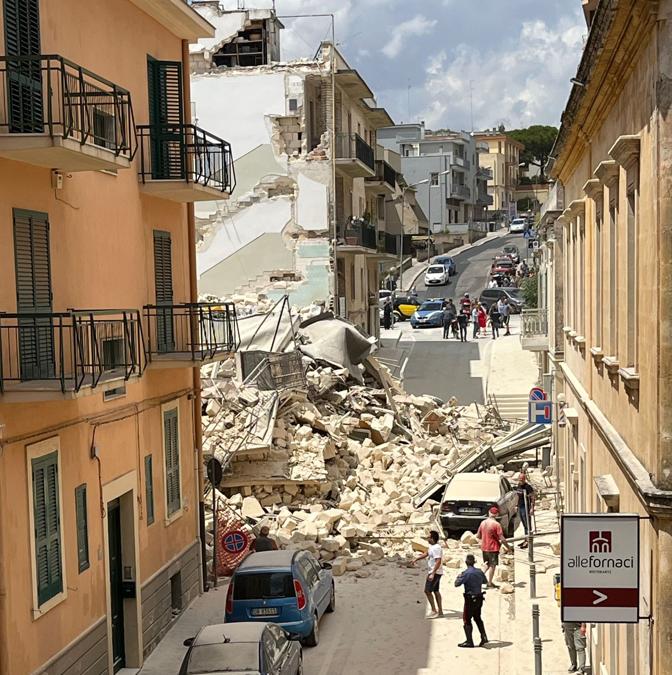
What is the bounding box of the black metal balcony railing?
[144,302,239,362]
[335,132,375,171]
[450,184,471,200]
[0,310,145,394]
[377,232,397,255]
[138,124,236,193]
[341,219,377,251]
[0,55,136,159]
[382,160,396,188]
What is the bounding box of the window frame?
[75,483,90,573]
[161,400,183,524]
[27,437,67,618]
[145,454,155,526]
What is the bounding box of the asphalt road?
[385,233,526,405]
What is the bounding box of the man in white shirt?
[412,530,444,617]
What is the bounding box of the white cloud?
[381,14,437,59]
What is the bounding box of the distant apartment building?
[474,131,523,219]
[0,1,238,673]
[190,2,398,337]
[377,123,485,232]
[522,2,672,673]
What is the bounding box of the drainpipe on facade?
[182,39,208,593]
[655,12,672,671]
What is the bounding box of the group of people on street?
[439,293,513,341]
[412,473,538,650]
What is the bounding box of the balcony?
[0,310,145,401]
[335,132,375,178]
[338,217,377,253]
[144,302,239,367]
[449,184,471,200]
[520,308,549,351]
[0,55,136,171]
[365,159,396,195]
[138,124,235,202]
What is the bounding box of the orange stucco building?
[0,1,236,673]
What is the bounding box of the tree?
[521,275,538,309]
[507,125,558,178]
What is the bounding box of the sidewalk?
[401,228,509,291]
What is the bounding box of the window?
[32,451,63,606]
[74,484,89,572]
[430,172,439,186]
[288,98,298,112]
[579,219,585,336]
[626,168,639,367]
[608,189,618,355]
[595,201,603,347]
[145,455,155,525]
[163,405,181,517]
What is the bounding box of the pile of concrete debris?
[201,334,514,577]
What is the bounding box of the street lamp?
[427,169,451,266]
[393,178,428,291]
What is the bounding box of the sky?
[215,0,586,132]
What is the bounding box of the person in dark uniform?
[383,298,393,330]
[454,554,488,647]
[250,526,278,552]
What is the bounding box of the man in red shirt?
[477,507,512,588]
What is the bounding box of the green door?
[107,499,125,672]
[153,230,175,352]
[13,209,54,380]
[4,0,44,133]
[147,58,184,179]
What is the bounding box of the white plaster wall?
[197,196,292,275]
[191,72,287,159]
[296,172,329,233]
[190,9,246,55]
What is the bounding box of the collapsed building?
[189,2,426,339]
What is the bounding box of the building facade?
[524,2,672,673]
[190,4,397,338]
[474,131,523,220]
[0,1,236,673]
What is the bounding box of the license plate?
[251,607,279,616]
[460,508,481,514]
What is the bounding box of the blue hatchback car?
[225,550,335,647]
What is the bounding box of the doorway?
[108,499,125,672]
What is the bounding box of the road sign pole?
[212,485,218,589]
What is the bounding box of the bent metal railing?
[137,124,236,193]
[144,302,239,362]
[0,310,145,394]
[0,55,136,159]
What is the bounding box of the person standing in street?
[457,310,468,342]
[250,525,278,552]
[383,298,392,330]
[562,622,587,673]
[460,292,472,316]
[515,473,536,547]
[498,296,511,335]
[488,301,501,339]
[455,554,488,647]
[471,304,480,339]
[412,530,444,618]
[442,301,456,340]
[478,303,487,335]
[477,507,512,588]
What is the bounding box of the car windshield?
[445,478,500,500]
[233,572,295,600]
[496,261,513,268]
[427,266,445,274]
[507,289,523,298]
[186,644,259,674]
[419,302,443,312]
[503,246,517,253]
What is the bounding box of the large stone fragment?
[411,538,428,553]
[241,496,265,519]
[499,582,515,594]
[331,557,349,576]
[460,531,479,546]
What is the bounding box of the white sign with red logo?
[561,514,640,623]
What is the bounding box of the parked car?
[434,255,457,276]
[393,293,422,321]
[410,299,445,329]
[180,622,302,675]
[509,217,527,233]
[225,550,335,647]
[439,473,518,537]
[490,259,515,276]
[424,264,450,286]
[478,287,525,313]
[501,244,520,263]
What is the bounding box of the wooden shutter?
[14,209,54,380]
[75,484,89,572]
[4,0,43,133]
[32,452,63,605]
[153,229,175,352]
[145,455,155,525]
[163,408,181,516]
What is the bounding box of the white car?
[424,264,449,286]
[509,218,527,234]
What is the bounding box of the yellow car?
[393,294,422,321]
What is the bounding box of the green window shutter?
[75,484,89,573]
[164,408,181,516]
[145,455,155,525]
[32,452,63,606]
[153,230,175,353]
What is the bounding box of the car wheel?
[394,311,404,321]
[303,614,319,647]
[326,583,336,613]
[297,653,303,675]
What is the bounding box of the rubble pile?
[202,347,512,576]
